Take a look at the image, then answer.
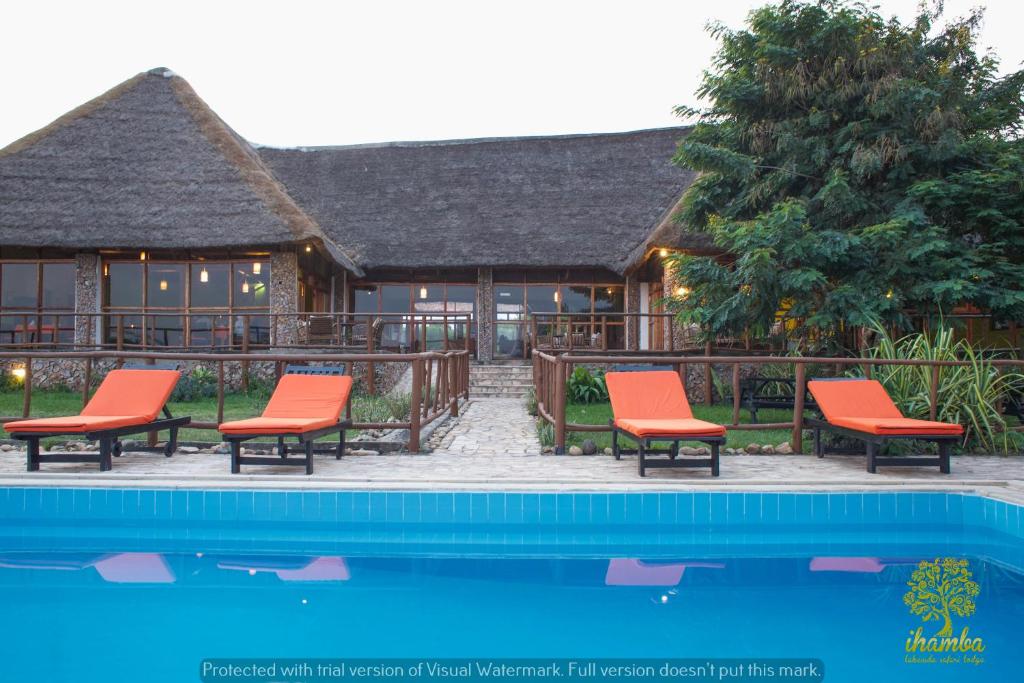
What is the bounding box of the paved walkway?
[2,450,1024,503]
[434,398,541,456]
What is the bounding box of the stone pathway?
[434,398,541,456]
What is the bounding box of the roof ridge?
[166,75,364,276]
[254,126,691,153]
[0,72,149,159]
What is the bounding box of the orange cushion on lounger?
[806,379,903,421]
[606,371,694,420]
[261,374,353,420]
[5,415,151,433]
[218,374,353,435]
[81,369,181,420]
[218,417,341,435]
[829,416,963,436]
[614,418,726,438]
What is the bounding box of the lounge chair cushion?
[829,416,963,436]
[615,418,726,438]
[606,370,694,420]
[5,368,181,435]
[5,414,152,433]
[218,374,353,435]
[261,374,353,420]
[808,379,963,436]
[806,379,903,421]
[218,417,341,435]
[81,369,181,420]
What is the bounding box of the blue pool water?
[0,489,1022,682]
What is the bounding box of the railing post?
[116,315,124,352]
[448,354,459,417]
[601,316,608,351]
[21,357,32,418]
[732,362,741,425]
[366,315,376,396]
[929,364,940,421]
[409,358,423,453]
[217,360,225,424]
[704,340,713,406]
[554,356,567,454]
[241,315,250,393]
[792,363,806,453]
[81,357,93,409]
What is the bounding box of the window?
[0,261,75,345]
[351,282,476,351]
[103,258,270,348]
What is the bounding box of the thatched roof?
[0,68,361,275]
[259,128,702,274]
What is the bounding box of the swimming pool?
[0,488,1021,682]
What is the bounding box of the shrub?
[864,327,1024,454]
[352,396,392,424]
[566,367,608,404]
[525,387,538,416]
[171,366,217,402]
[536,420,554,447]
[384,393,411,421]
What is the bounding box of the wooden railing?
[0,312,474,355]
[0,349,470,452]
[532,350,1024,454]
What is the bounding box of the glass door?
[494,285,525,358]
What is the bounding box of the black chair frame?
[805,417,955,474]
[609,420,723,477]
[227,365,351,476]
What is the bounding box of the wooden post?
[241,315,251,393]
[731,362,741,425]
[554,357,567,454]
[345,361,354,420]
[21,358,32,418]
[601,316,608,351]
[216,361,225,425]
[448,354,459,417]
[409,358,423,453]
[531,316,538,355]
[424,359,433,414]
[929,364,940,421]
[366,315,376,396]
[81,357,93,409]
[792,363,806,453]
[704,340,713,406]
[116,315,125,351]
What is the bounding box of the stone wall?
[74,253,100,345]
[625,274,640,350]
[476,267,493,362]
[270,251,299,346]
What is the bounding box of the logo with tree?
[903,558,980,636]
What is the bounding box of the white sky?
[2,0,1022,148]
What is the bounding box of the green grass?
[562,402,799,451]
[0,389,401,445]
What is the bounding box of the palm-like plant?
[864,327,1024,453]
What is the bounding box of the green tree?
[903,557,980,636]
[668,0,1024,349]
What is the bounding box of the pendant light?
[252,262,261,275]
[200,267,209,283]
[419,286,428,299]
[159,279,168,291]
[241,280,250,294]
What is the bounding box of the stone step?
[470,383,533,391]
[470,367,533,375]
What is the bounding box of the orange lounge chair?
[218,366,352,475]
[605,370,726,477]
[5,368,188,472]
[806,379,963,473]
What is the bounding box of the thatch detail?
[260,127,699,274]
[0,68,362,275]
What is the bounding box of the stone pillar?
[625,274,641,351]
[270,251,299,346]
[476,267,493,362]
[74,253,99,347]
[663,268,688,349]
